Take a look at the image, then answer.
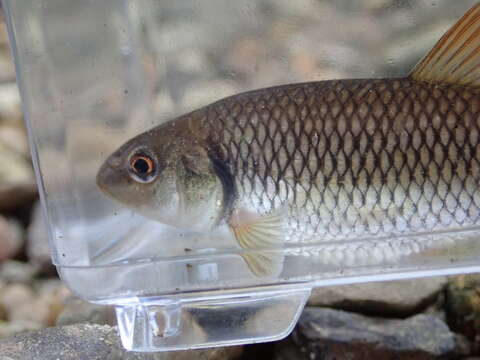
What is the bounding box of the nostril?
[96,164,108,188]
[107,155,123,169]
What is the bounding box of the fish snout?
[96,161,112,192]
[107,154,123,169]
[96,157,124,194]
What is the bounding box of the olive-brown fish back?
[200,78,480,242]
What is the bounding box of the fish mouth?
[96,161,114,195]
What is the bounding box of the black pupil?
[134,158,150,174]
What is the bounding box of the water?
[5,0,480,351]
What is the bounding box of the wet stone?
[0,320,42,339]
[0,81,36,211]
[0,123,30,159]
[0,279,5,321]
[0,20,16,84]
[26,202,54,274]
[308,277,447,316]
[0,323,243,360]
[0,83,22,123]
[0,260,38,284]
[0,280,69,327]
[0,217,24,261]
[56,297,116,327]
[445,274,480,352]
[0,283,37,324]
[0,141,36,211]
[278,307,460,360]
[35,279,71,326]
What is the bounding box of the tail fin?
[410,3,480,88]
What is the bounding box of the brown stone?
[56,297,115,326]
[278,307,460,360]
[445,274,480,352]
[0,324,243,360]
[309,277,447,316]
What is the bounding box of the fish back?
[200,78,480,242]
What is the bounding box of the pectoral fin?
[229,207,286,277]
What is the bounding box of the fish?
[97,4,480,277]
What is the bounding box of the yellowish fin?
[229,207,286,277]
[410,3,480,87]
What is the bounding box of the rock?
[0,140,36,211]
[0,83,36,211]
[26,202,54,273]
[0,279,5,321]
[35,279,71,326]
[0,217,24,261]
[0,19,16,84]
[0,83,21,124]
[0,260,38,284]
[0,281,69,326]
[0,323,243,360]
[281,307,459,360]
[309,277,447,316]
[225,37,268,76]
[56,297,116,327]
[0,123,30,158]
[0,49,15,85]
[273,338,305,360]
[445,274,480,351]
[0,83,34,212]
[0,320,42,338]
[0,83,29,159]
[0,284,38,324]
[180,79,238,111]
[455,334,474,357]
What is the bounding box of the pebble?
[0,216,24,261]
[0,283,38,323]
[0,83,21,123]
[0,280,69,327]
[0,320,43,338]
[0,1,479,358]
[0,123,30,158]
[56,297,116,327]
[0,260,38,284]
[180,79,238,111]
[0,21,15,83]
[445,274,480,352]
[282,307,460,360]
[225,37,268,76]
[26,202,54,273]
[0,141,36,211]
[0,54,15,85]
[309,277,448,316]
[36,280,71,326]
[0,323,243,360]
[0,279,5,320]
[0,82,36,212]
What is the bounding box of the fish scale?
[97,3,480,276]
[199,78,480,243]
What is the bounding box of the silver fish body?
[192,78,480,243]
[97,4,480,276]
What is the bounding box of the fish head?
[96,120,225,233]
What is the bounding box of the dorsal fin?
[410,3,480,88]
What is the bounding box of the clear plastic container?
[4,0,480,352]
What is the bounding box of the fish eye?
[129,151,158,183]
